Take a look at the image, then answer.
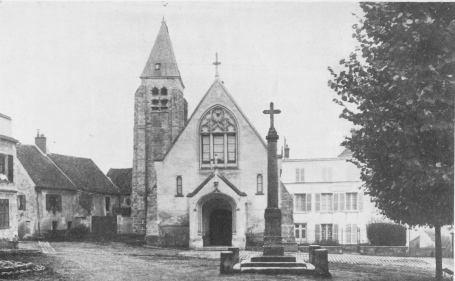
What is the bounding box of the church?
[130,20,270,249]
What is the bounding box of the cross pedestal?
[262,102,283,256]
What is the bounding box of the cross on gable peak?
[213,52,221,78]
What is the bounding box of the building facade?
[280,148,376,245]
[0,113,18,239]
[16,133,121,238]
[131,20,269,249]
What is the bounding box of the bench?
[443,268,453,280]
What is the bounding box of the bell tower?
[131,19,188,241]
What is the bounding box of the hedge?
[366,223,406,246]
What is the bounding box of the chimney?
[283,137,290,159]
[35,130,47,154]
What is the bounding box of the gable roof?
[187,170,247,198]
[161,78,267,161]
[106,168,132,195]
[16,145,77,191]
[140,20,183,87]
[48,154,119,195]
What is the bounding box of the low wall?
[299,245,343,254]
[360,246,408,257]
[410,248,452,258]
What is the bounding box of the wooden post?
[314,249,331,277]
[309,245,321,264]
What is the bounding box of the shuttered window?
[0,154,13,183]
[315,193,320,212]
[333,224,339,242]
[46,194,62,212]
[346,193,358,211]
[345,224,358,244]
[0,199,8,229]
[17,195,26,211]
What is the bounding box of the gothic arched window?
[200,106,237,169]
[257,174,263,194]
[176,176,183,196]
[161,87,168,96]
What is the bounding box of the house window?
[295,223,306,243]
[0,154,13,183]
[322,167,333,182]
[199,106,237,169]
[17,195,26,211]
[105,197,111,213]
[52,221,58,231]
[46,194,62,212]
[0,199,9,229]
[295,168,304,182]
[295,194,311,212]
[345,224,358,244]
[176,176,183,196]
[256,174,263,194]
[321,193,333,212]
[346,193,358,211]
[155,63,161,70]
[315,224,333,241]
[67,221,72,230]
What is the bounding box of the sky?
[0,2,364,173]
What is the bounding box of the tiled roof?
[16,145,76,191]
[140,21,183,84]
[106,168,132,195]
[48,154,119,195]
[338,148,353,158]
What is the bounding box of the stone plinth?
[314,249,331,277]
[309,245,321,264]
[220,251,234,274]
[228,247,240,264]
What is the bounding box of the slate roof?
[48,154,119,195]
[141,20,183,86]
[106,168,132,195]
[16,145,76,191]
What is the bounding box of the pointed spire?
[141,21,182,83]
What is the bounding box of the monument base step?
[238,259,315,275]
[251,256,296,262]
[195,246,229,251]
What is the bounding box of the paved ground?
[12,241,452,281]
[179,249,449,270]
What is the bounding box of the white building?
[280,147,376,245]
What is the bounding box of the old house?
[280,146,376,245]
[16,133,121,238]
[130,20,268,249]
[0,113,18,239]
[107,168,132,233]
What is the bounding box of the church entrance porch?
[200,194,236,247]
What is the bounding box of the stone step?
[194,246,229,251]
[251,256,296,262]
[240,267,315,275]
[241,261,306,268]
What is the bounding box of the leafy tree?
[328,3,454,280]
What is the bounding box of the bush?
[68,224,90,240]
[366,223,406,246]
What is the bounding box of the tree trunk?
[435,224,442,281]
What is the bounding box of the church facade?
[131,20,269,249]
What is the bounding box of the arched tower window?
[256,174,263,195]
[200,106,237,169]
[152,87,159,95]
[161,87,168,95]
[176,176,182,196]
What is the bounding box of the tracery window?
[200,106,237,169]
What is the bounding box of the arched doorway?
[199,194,236,247]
